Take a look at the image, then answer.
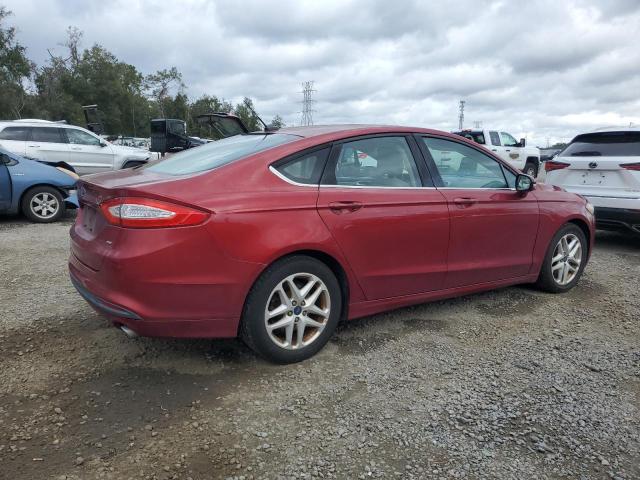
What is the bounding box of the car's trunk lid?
[557,154,640,196]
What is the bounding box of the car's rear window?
[453,131,486,145]
[145,133,299,175]
[562,132,640,157]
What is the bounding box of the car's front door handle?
[453,197,477,208]
[27,145,40,148]
[328,201,363,214]
[71,147,82,150]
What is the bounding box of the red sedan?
[69,125,595,363]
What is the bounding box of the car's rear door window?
[30,127,66,143]
[274,147,329,185]
[421,137,510,189]
[322,136,421,187]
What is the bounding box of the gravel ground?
[0,211,639,480]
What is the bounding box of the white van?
[0,120,151,175]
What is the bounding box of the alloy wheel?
[551,233,582,285]
[30,192,60,219]
[264,272,331,350]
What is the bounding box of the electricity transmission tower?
[458,100,465,130]
[300,81,316,126]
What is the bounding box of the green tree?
[270,114,285,129]
[145,67,184,118]
[233,97,261,132]
[0,7,34,119]
[35,28,150,135]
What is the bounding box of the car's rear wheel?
[240,255,342,364]
[21,186,65,223]
[535,224,587,293]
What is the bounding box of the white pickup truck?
[453,129,541,178]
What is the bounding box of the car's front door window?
[500,132,518,147]
[422,137,509,189]
[66,129,102,146]
[324,136,421,187]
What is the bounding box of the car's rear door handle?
[71,147,82,150]
[328,201,363,214]
[453,197,477,208]
[27,145,40,148]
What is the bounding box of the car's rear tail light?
[544,160,570,172]
[620,162,640,171]
[100,197,209,228]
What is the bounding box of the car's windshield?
[145,133,299,175]
[561,132,640,157]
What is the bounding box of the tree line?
[0,8,284,139]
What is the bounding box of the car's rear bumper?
[69,261,244,338]
[594,207,640,233]
[68,218,266,338]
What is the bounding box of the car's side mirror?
[1,153,18,166]
[516,173,534,192]
[519,138,526,147]
[100,141,108,147]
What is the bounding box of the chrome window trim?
[270,165,520,191]
[269,166,437,190]
[321,184,437,190]
[269,165,317,187]
[437,187,517,191]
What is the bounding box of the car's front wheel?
[523,161,538,178]
[536,224,587,293]
[21,186,65,223]
[241,255,342,364]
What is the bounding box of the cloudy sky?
[4,0,640,145]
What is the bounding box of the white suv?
[0,120,151,175]
[545,126,640,234]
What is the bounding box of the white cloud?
[4,0,640,145]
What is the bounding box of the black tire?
[240,255,342,364]
[523,161,538,178]
[21,186,65,223]
[535,223,587,293]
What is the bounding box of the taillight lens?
[100,197,209,228]
[620,162,640,171]
[544,160,570,172]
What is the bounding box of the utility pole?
[458,100,465,130]
[300,81,316,126]
[473,120,482,129]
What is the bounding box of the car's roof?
[276,124,446,139]
[0,120,77,128]
[587,125,640,134]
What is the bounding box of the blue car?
[0,147,79,223]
